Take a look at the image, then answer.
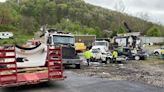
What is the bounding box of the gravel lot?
[72,57,164,87]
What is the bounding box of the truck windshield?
[94,42,106,46]
[53,35,75,44]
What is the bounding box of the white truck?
[153,46,164,56]
[45,29,81,69]
[90,40,112,64]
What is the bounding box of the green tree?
[117,26,126,34]
[146,27,161,37]
[0,4,20,25]
[2,0,164,38]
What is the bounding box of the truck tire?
[75,64,81,69]
[105,58,111,64]
[99,59,103,63]
[154,52,159,56]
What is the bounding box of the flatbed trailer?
[0,45,66,87]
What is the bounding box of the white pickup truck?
[153,46,164,56]
[90,40,112,64]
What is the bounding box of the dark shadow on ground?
[1,81,64,92]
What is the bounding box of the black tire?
[154,52,159,56]
[105,58,111,64]
[99,59,103,63]
[140,56,146,60]
[75,64,81,69]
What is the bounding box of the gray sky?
[85,0,164,25]
[0,0,5,2]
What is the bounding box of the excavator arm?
[123,22,132,33]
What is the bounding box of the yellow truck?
[75,42,86,53]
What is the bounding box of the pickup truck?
[117,47,147,60]
[90,40,112,64]
[90,47,112,64]
[153,46,164,56]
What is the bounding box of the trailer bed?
[1,70,65,87]
[0,45,66,87]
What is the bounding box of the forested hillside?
[0,0,164,42]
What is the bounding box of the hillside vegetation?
[0,0,164,44]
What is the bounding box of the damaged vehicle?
[90,48,112,64]
[117,47,147,60]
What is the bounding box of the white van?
[0,32,13,39]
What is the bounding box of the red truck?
[0,45,66,87]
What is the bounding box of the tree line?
[0,0,163,38]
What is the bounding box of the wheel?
[141,56,146,60]
[98,59,102,63]
[75,64,81,69]
[105,58,111,64]
[134,56,140,60]
[154,52,159,56]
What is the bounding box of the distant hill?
[0,0,164,39]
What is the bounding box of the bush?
[117,26,126,34]
[146,27,161,37]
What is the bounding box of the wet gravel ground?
[72,60,164,87]
[1,71,164,92]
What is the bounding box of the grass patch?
[14,32,33,44]
[0,25,34,45]
[0,32,33,45]
[141,56,164,65]
[0,25,18,32]
[0,39,16,45]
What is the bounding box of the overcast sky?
[0,0,5,2]
[85,0,164,25]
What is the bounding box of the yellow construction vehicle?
[75,42,86,53]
